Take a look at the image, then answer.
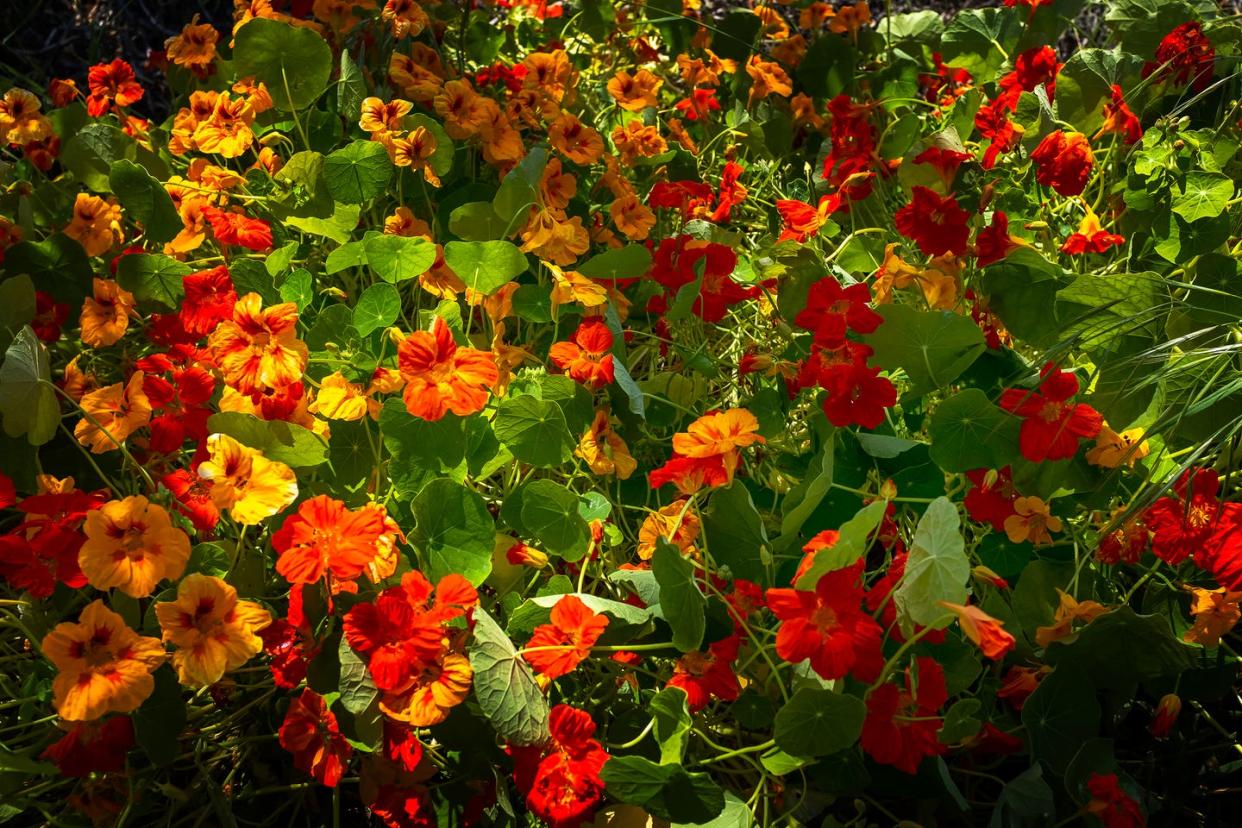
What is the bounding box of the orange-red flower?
[1030,130,1094,197]
[86,59,144,117]
[154,573,272,686]
[510,705,611,828]
[208,293,308,395]
[938,601,1015,661]
[895,186,970,256]
[861,656,947,774]
[607,69,662,111]
[649,408,765,493]
[272,495,389,586]
[525,595,609,680]
[202,205,272,250]
[75,371,152,454]
[279,689,353,787]
[395,316,499,420]
[1183,586,1241,647]
[549,320,615,389]
[1095,84,1142,144]
[1084,773,1146,828]
[1061,208,1125,255]
[999,362,1102,462]
[42,600,165,721]
[79,496,191,598]
[776,195,840,242]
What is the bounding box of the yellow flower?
[576,410,637,479]
[1086,424,1150,469]
[192,94,255,158]
[548,264,609,309]
[0,88,53,144]
[1004,496,1062,546]
[42,600,165,721]
[165,17,220,70]
[1035,589,1109,647]
[75,371,152,454]
[198,433,299,525]
[65,194,123,257]
[155,574,272,687]
[638,500,701,561]
[80,496,191,598]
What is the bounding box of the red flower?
[975,211,1023,267]
[162,468,219,534]
[1145,22,1215,92]
[919,53,973,108]
[895,186,970,256]
[999,46,1061,104]
[766,561,884,682]
[999,363,1102,462]
[383,720,425,773]
[1085,773,1146,828]
[860,656,948,774]
[1030,131,1094,197]
[370,785,436,828]
[674,87,721,121]
[1061,210,1125,255]
[964,467,1020,531]
[647,236,757,324]
[32,292,69,342]
[525,595,609,680]
[1145,468,1241,566]
[86,59,144,117]
[666,635,741,711]
[203,206,273,251]
[1096,85,1143,145]
[0,489,103,597]
[548,320,615,389]
[510,705,610,828]
[259,618,315,689]
[710,161,747,222]
[180,266,238,337]
[278,689,353,787]
[0,473,13,509]
[272,495,391,586]
[794,278,883,348]
[40,717,134,777]
[975,97,1019,169]
[648,182,714,217]
[776,195,841,243]
[797,342,896,430]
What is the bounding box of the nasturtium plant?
[0,0,1240,825]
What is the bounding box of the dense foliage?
[1,0,1241,825]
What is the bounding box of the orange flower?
[42,600,165,721]
[361,96,414,136]
[611,120,667,165]
[165,17,219,71]
[549,320,615,389]
[548,113,604,165]
[75,371,152,454]
[1003,496,1062,545]
[576,410,637,479]
[380,651,473,726]
[65,194,123,257]
[79,496,190,598]
[193,94,256,158]
[937,602,1015,661]
[637,500,701,560]
[1085,424,1150,469]
[80,277,135,347]
[674,408,764,474]
[381,0,430,38]
[0,88,53,144]
[1183,586,1242,647]
[521,49,575,101]
[272,495,389,586]
[209,293,309,396]
[86,59,144,116]
[611,194,657,240]
[384,127,440,186]
[525,595,609,680]
[396,316,499,421]
[745,56,792,106]
[828,1,872,36]
[197,433,299,525]
[607,69,662,111]
[155,573,272,687]
[1035,589,1109,647]
[776,195,840,243]
[433,79,486,138]
[520,208,590,265]
[548,264,608,309]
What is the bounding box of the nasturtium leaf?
[793,500,888,589]
[186,543,232,579]
[893,497,969,630]
[133,666,187,767]
[702,482,769,584]
[773,688,867,758]
[412,478,494,586]
[285,201,362,244]
[362,232,437,284]
[325,240,368,274]
[0,326,59,446]
[116,254,190,309]
[1172,171,1234,223]
[493,395,574,467]
[927,389,1021,472]
[468,606,550,745]
[1043,608,1195,688]
[2,235,92,303]
[578,245,654,281]
[796,31,856,98]
[337,636,379,715]
[278,267,313,309]
[0,275,37,354]
[323,140,393,204]
[61,122,134,191]
[448,202,508,241]
[336,50,367,123]
[493,147,547,231]
[1021,665,1100,773]
[992,764,1056,826]
[777,441,834,551]
[108,159,181,244]
[442,240,528,296]
[600,757,726,824]
[938,698,983,744]
[940,7,1022,82]
[863,304,986,394]
[650,687,693,764]
[233,18,333,110]
[1055,49,1140,135]
[518,479,591,559]
[652,540,705,652]
[352,283,402,337]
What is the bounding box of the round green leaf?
[1021,665,1101,773]
[362,232,438,284]
[233,18,332,111]
[352,283,402,337]
[862,304,986,395]
[116,254,191,309]
[323,140,393,204]
[519,479,591,559]
[773,687,867,758]
[927,388,1021,472]
[412,478,494,586]
[109,159,182,244]
[493,395,574,467]
[442,240,529,296]
[893,497,969,630]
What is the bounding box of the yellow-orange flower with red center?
[271,495,389,586]
[193,93,256,158]
[384,127,440,186]
[209,293,309,396]
[828,1,872,36]
[80,496,191,598]
[65,193,123,257]
[1085,424,1150,469]
[154,573,272,687]
[381,0,430,38]
[360,96,413,137]
[637,500,701,560]
[611,121,667,166]
[80,277,135,347]
[657,408,765,493]
[75,371,152,454]
[197,433,299,525]
[520,208,591,266]
[576,410,637,479]
[607,69,662,111]
[548,264,608,309]
[380,650,473,726]
[548,113,604,165]
[611,194,657,241]
[937,601,1015,661]
[0,88,53,144]
[165,17,219,70]
[395,316,499,421]
[42,600,166,721]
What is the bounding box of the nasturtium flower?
[40,717,135,777]
[1145,21,1215,91]
[525,595,610,680]
[42,600,165,722]
[271,495,389,586]
[0,88,53,144]
[198,433,299,525]
[1030,130,1094,197]
[1061,208,1124,255]
[548,113,604,165]
[938,601,1015,661]
[997,665,1049,710]
[1086,424,1149,468]
[381,0,430,37]
[380,650,474,726]
[1034,589,1109,647]
[667,636,741,711]
[208,293,308,396]
[395,316,499,420]
[86,59,143,116]
[860,656,948,774]
[1183,586,1242,647]
[576,410,637,479]
[79,495,190,598]
[999,363,1102,462]
[1003,496,1062,546]
[1096,84,1143,144]
[765,561,884,682]
[895,186,970,256]
[202,205,271,249]
[637,500,701,561]
[649,408,764,493]
[65,194,124,257]
[745,55,792,105]
[154,573,272,687]
[165,17,219,73]
[829,0,872,35]
[549,320,615,389]
[1149,693,1181,738]
[360,96,413,136]
[974,211,1028,267]
[179,265,238,337]
[776,194,840,243]
[279,689,353,787]
[610,193,657,240]
[794,277,883,348]
[510,705,611,828]
[75,371,152,454]
[1084,773,1146,828]
[80,277,135,347]
[1145,468,1242,573]
[548,264,608,308]
[607,69,662,111]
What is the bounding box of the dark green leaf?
[116,253,191,309]
[412,478,494,585]
[233,18,333,110]
[652,541,705,652]
[773,688,866,757]
[927,389,1021,472]
[109,159,181,244]
[323,140,393,204]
